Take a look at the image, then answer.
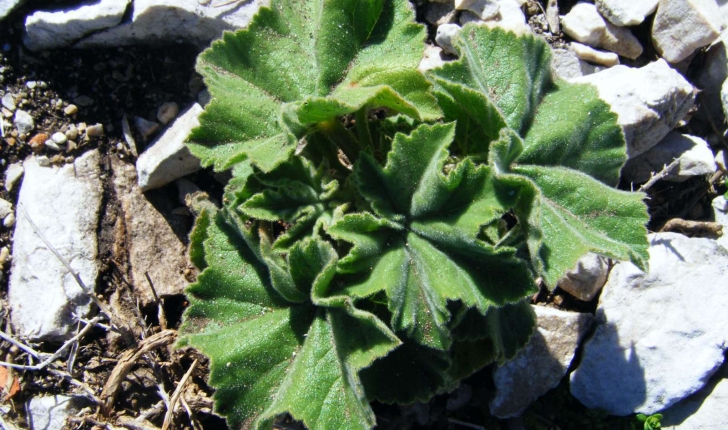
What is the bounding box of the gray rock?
[24,0,130,51]
[435,23,462,55]
[1,92,15,111]
[136,103,203,191]
[485,0,529,34]
[622,132,717,184]
[156,101,179,125]
[76,0,268,48]
[419,44,448,72]
[572,60,695,158]
[712,196,728,251]
[490,306,594,418]
[0,0,26,21]
[557,253,610,301]
[561,2,643,59]
[4,162,23,191]
[595,0,659,26]
[13,109,34,135]
[426,1,457,26]
[571,233,728,415]
[9,150,102,341]
[28,395,91,430]
[550,48,603,80]
[652,0,722,63]
[455,0,500,20]
[134,116,159,140]
[570,42,619,67]
[662,379,728,429]
[112,157,192,306]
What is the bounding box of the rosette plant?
[177,0,650,428]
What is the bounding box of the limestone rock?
[561,2,643,59]
[570,42,619,67]
[572,60,695,158]
[662,378,728,429]
[622,132,717,184]
[557,253,610,301]
[3,162,23,191]
[712,195,728,251]
[426,1,457,26]
[419,44,448,72]
[77,0,268,48]
[112,157,192,306]
[0,0,26,21]
[571,233,728,415]
[13,109,33,135]
[652,0,722,63]
[490,306,594,418]
[28,395,91,430]
[455,0,500,20]
[691,39,728,138]
[136,103,202,191]
[9,150,102,341]
[550,48,603,80]
[436,23,462,55]
[595,0,659,26]
[24,0,130,51]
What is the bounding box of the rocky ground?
[0,0,727,429]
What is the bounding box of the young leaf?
[328,124,537,350]
[187,0,440,173]
[179,208,400,430]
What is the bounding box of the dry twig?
[659,218,723,236]
[638,159,681,192]
[100,330,177,415]
[161,359,198,430]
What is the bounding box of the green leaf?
[489,129,649,287]
[328,124,537,350]
[187,0,439,172]
[180,210,400,430]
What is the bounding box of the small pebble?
[36,155,50,167]
[64,104,78,116]
[134,116,159,139]
[77,122,87,133]
[3,213,14,228]
[1,108,11,118]
[65,124,79,140]
[0,246,10,266]
[157,102,179,125]
[51,131,67,145]
[28,133,49,153]
[86,123,104,137]
[13,109,34,135]
[0,198,11,219]
[4,137,16,146]
[66,140,77,152]
[25,81,37,89]
[50,154,64,164]
[4,163,23,192]
[74,95,93,107]
[45,139,61,151]
[1,93,15,111]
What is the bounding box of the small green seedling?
[636,413,663,430]
[178,0,650,428]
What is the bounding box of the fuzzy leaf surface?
[179,209,399,430]
[187,0,439,172]
[328,123,537,350]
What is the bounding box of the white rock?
[51,131,67,145]
[24,0,130,51]
[3,213,14,228]
[572,60,695,158]
[4,162,23,191]
[716,150,727,173]
[662,379,728,429]
[557,253,610,301]
[156,101,179,125]
[0,0,26,21]
[426,1,457,26]
[436,23,462,55]
[9,150,102,341]
[455,0,500,20]
[136,103,203,191]
[0,198,11,220]
[28,395,90,430]
[1,92,15,111]
[112,158,192,306]
[419,44,448,72]
[596,0,659,26]
[571,233,728,415]
[490,306,594,418]
[76,0,268,48]
[134,116,159,139]
[550,48,603,81]
[13,109,34,135]
[36,155,50,167]
[712,195,728,250]
[570,42,619,67]
[561,2,643,59]
[652,0,722,63]
[485,0,530,34]
[622,132,717,183]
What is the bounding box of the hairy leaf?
[180,209,400,430]
[187,0,439,172]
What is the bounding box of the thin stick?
[0,330,40,359]
[161,359,198,430]
[47,368,102,405]
[448,418,486,430]
[638,159,680,192]
[180,396,203,430]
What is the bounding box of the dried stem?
[161,359,198,430]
